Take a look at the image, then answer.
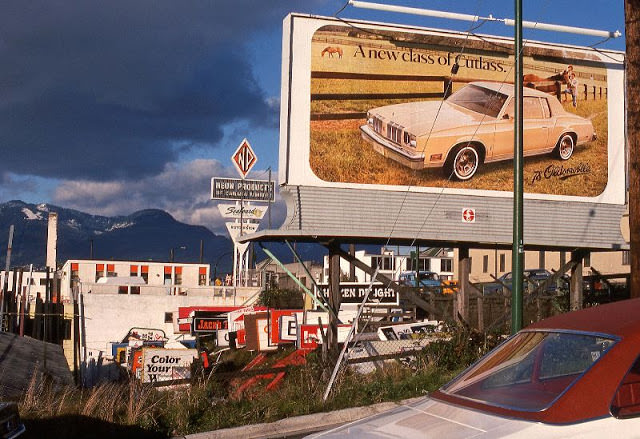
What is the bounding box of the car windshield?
[447,84,508,118]
[441,331,616,411]
[526,269,550,278]
[418,272,438,281]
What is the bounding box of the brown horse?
[321,46,343,58]
[523,70,570,89]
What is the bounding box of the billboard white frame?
[279,14,625,205]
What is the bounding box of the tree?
[627,0,640,299]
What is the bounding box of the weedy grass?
[18,329,490,438]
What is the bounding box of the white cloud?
[53,159,284,234]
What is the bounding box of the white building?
[319,246,629,289]
[466,249,630,285]
[0,269,51,300]
[322,247,455,283]
[60,259,211,298]
[56,259,261,359]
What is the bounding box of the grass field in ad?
[310,97,609,196]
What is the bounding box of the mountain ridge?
[0,200,326,275]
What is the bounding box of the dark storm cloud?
[0,1,307,181]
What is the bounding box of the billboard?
[277,14,626,250]
[211,178,275,202]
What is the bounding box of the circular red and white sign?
[462,208,476,223]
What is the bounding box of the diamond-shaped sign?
[232,138,257,178]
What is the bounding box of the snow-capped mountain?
[0,200,327,272]
[0,200,233,270]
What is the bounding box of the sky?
[0,0,626,235]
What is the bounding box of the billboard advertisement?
[277,14,626,250]
[283,15,624,201]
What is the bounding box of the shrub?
[257,288,304,309]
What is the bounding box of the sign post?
[210,139,273,289]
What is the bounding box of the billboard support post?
[328,242,341,359]
[457,247,470,323]
[511,0,524,334]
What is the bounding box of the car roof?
[433,299,640,424]
[527,298,640,338]
[469,81,552,98]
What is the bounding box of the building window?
[499,254,506,272]
[441,259,452,272]
[539,251,546,269]
[584,252,591,267]
[482,255,489,273]
[623,251,630,266]
[164,266,172,285]
[107,264,116,277]
[559,252,566,271]
[95,263,104,282]
[130,265,138,276]
[175,267,182,285]
[372,256,394,271]
[130,286,140,295]
[407,258,429,271]
[164,312,173,323]
[118,286,128,294]
[141,265,149,283]
[199,267,207,286]
[71,263,79,290]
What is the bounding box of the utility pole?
[511,0,524,333]
[626,0,640,299]
[0,226,14,331]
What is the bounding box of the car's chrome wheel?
[556,134,574,160]
[450,145,479,181]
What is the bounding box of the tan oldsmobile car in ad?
[360,81,596,181]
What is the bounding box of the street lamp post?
[169,246,187,263]
[213,251,233,282]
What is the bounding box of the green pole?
[511,0,524,334]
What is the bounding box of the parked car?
[0,402,25,439]
[398,271,441,288]
[360,81,596,180]
[308,298,640,438]
[483,268,556,295]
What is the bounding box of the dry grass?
[19,374,167,436]
[309,97,609,196]
[15,344,465,437]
